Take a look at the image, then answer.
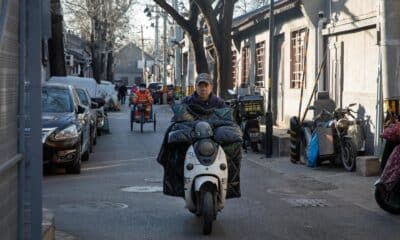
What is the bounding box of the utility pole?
[155,5,160,82]
[173,0,182,98]
[141,25,147,85]
[265,0,274,158]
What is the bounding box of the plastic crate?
[238,95,264,117]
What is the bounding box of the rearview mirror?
[91,97,105,107]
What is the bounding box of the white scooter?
[183,121,228,235]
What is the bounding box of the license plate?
[249,132,260,139]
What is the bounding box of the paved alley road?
[43,104,400,240]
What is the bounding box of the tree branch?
[194,0,221,49]
[153,0,191,33]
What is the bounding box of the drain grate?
[283,198,329,208]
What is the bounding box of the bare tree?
[63,0,134,82]
[154,0,238,96]
[153,0,209,74]
[235,0,268,15]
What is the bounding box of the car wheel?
[66,146,81,174]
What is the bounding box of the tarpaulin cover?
[157,104,243,199]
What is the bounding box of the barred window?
[290,28,307,89]
[241,46,250,85]
[255,41,265,87]
[232,51,237,86]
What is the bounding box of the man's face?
[196,82,212,100]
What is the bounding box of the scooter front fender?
[195,176,219,192]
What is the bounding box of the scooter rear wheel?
[202,191,214,235]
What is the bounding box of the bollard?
[289,116,300,163]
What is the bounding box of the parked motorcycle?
[300,103,363,171]
[168,121,229,234]
[227,90,264,152]
[374,122,400,214]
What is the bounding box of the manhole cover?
[283,198,329,208]
[60,201,128,211]
[121,186,163,193]
[267,188,306,195]
[290,177,338,192]
[144,178,162,183]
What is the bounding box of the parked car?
[48,76,106,136]
[42,84,91,174]
[99,80,119,111]
[76,88,98,153]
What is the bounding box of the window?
[255,41,265,87]
[232,51,237,87]
[241,46,250,86]
[290,28,307,89]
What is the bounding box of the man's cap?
[196,73,212,85]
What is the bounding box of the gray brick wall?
[0,0,20,239]
[0,166,18,240]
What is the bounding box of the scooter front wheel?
[375,183,400,214]
[202,191,214,235]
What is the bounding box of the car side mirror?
[77,105,86,114]
[90,102,99,109]
[91,97,105,107]
[308,106,316,111]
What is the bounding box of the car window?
[76,89,90,106]
[42,88,74,113]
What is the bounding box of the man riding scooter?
[158,73,242,198]
[157,73,243,234]
[132,83,153,121]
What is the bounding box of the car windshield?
[76,89,89,106]
[42,88,74,113]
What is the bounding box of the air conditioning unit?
[65,54,74,66]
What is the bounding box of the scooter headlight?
[195,139,218,166]
[198,140,216,157]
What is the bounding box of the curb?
[42,208,55,240]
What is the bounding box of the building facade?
[230,0,382,154]
[64,32,93,78]
[114,43,154,86]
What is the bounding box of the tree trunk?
[190,32,209,74]
[48,0,66,76]
[91,43,101,83]
[215,36,233,98]
[106,50,114,82]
